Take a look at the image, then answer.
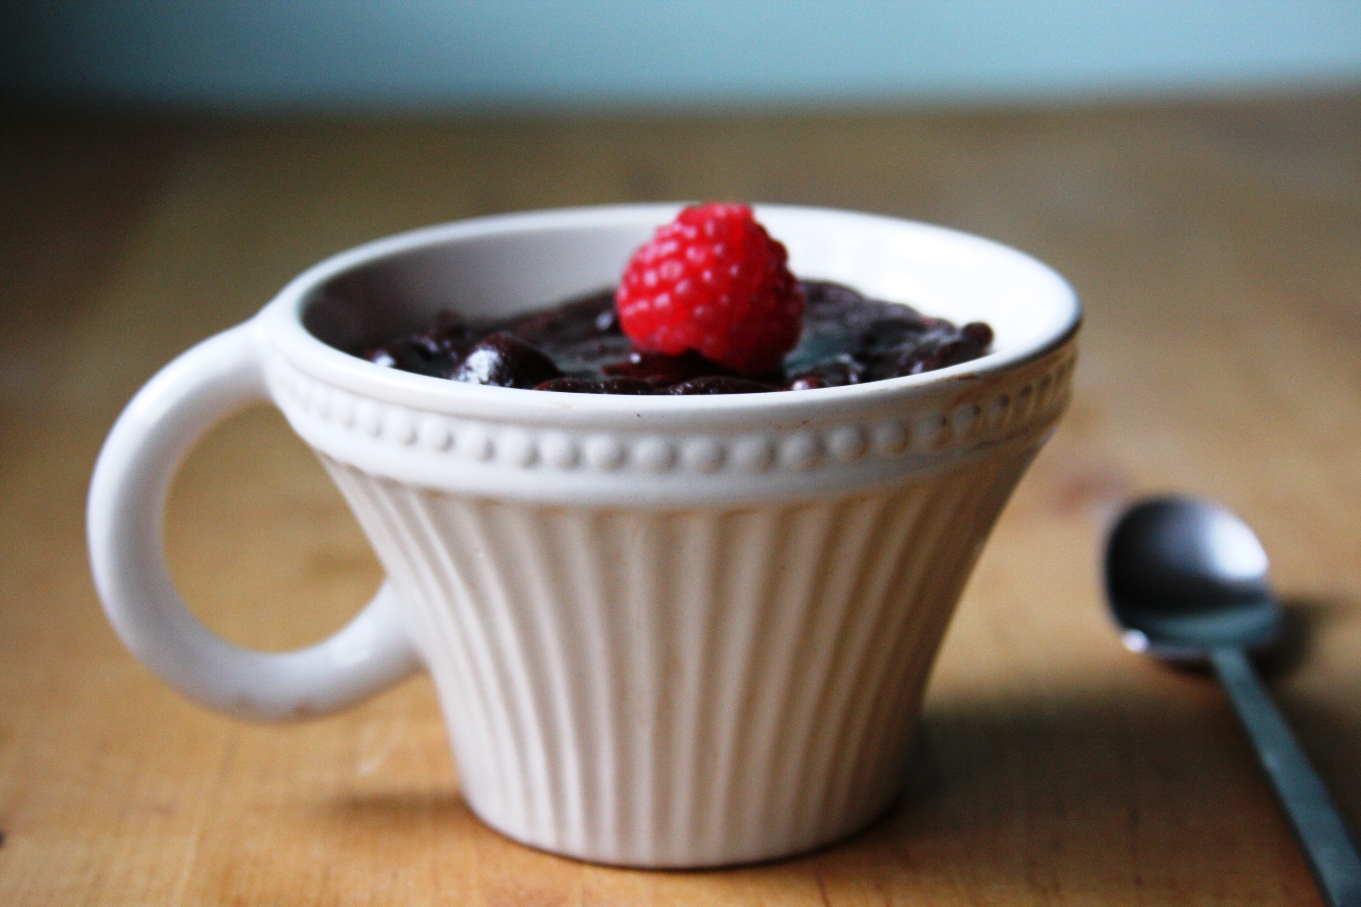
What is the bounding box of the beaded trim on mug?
[267,349,1074,479]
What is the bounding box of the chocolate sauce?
[363,281,992,394]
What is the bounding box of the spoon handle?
[1210,647,1361,907]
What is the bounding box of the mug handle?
[87,322,422,721]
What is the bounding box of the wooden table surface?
[2,95,1359,905]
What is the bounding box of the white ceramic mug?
[88,204,1079,868]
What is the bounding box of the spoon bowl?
[1105,496,1281,659]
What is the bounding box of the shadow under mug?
[88,204,1080,868]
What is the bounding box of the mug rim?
[255,203,1081,416]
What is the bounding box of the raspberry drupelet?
[615,203,806,374]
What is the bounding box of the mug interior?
[296,205,1077,378]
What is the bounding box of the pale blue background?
[4,1,1360,109]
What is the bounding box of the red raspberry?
[616,203,805,374]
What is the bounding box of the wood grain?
[1,95,1358,905]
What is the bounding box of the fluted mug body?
[89,205,1079,868]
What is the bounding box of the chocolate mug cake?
[363,204,993,393]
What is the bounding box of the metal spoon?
[1105,496,1361,907]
